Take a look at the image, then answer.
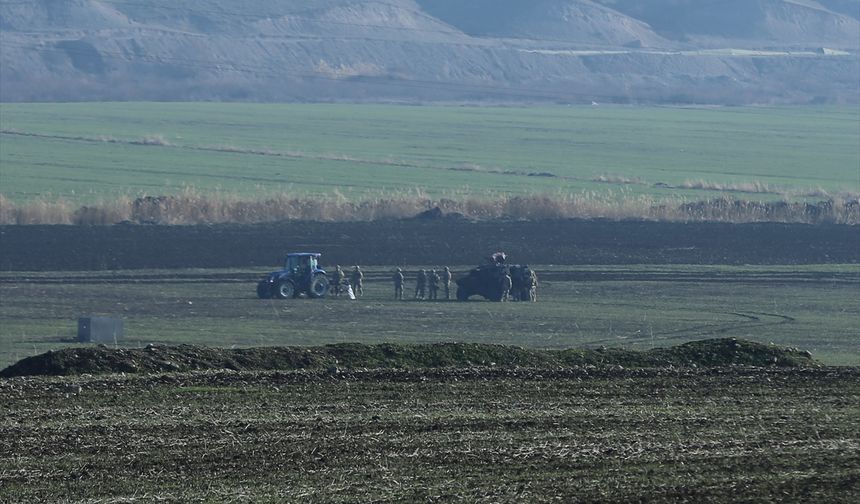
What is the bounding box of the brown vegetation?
[677,179,858,200]
[0,191,857,225]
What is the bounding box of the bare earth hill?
[1,0,858,103]
[0,338,818,377]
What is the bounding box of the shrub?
[0,190,857,225]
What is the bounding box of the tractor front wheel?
[275,280,296,299]
[256,281,272,299]
[309,274,329,298]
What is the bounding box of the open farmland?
[1,218,858,369]
[1,364,858,503]
[2,219,858,270]
[1,225,857,503]
[2,101,859,503]
[1,103,858,204]
[2,263,859,369]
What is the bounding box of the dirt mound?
[0,338,817,378]
[560,338,816,368]
[0,344,331,378]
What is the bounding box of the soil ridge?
[0,338,819,378]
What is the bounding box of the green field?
[2,264,858,370]
[1,103,858,203]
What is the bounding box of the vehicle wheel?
[275,280,296,299]
[309,274,329,298]
[456,287,470,301]
[256,280,271,299]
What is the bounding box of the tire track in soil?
[583,311,798,346]
[1,270,855,285]
[0,129,568,182]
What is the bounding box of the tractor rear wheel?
[309,274,329,298]
[275,280,296,299]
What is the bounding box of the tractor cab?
[285,253,319,280]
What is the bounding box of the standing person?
[415,269,427,300]
[332,265,344,297]
[500,271,512,302]
[428,269,440,300]
[350,265,364,297]
[528,269,539,302]
[441,266,452,300]
[512,266,528,301]
[393,267,405,300]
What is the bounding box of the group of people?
[392,266,453,301]
[329,265,364,297]
[503,267,539,302]
[327,263,537,302]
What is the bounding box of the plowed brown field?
[2,220,857,270]
[1,366,858,503]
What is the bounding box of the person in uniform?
[441,266,452,300]
[350,265,364,297]
[514,267,532,301]
[528,269,538,302]
[415,269,427,300]
[501,272,513,301]
[428,269,439,300]
[393,267,405,300]
[332,265,344,296]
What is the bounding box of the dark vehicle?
[456,263,531,301]
[257,253,329,299]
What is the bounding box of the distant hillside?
[417,0,670,47]
[1,0,857,103]
[598,0,860,48]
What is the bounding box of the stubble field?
[2,364,858,503]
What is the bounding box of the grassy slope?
[1,103,858,202]
[1,264,858,369]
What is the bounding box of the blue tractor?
[256,253,330,299]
